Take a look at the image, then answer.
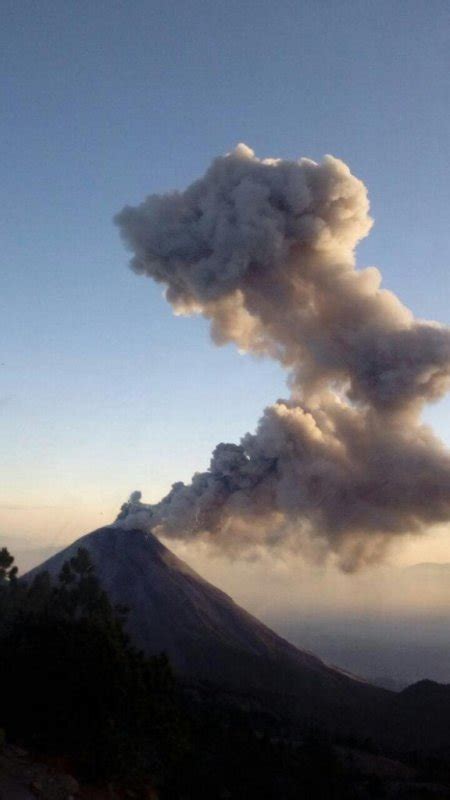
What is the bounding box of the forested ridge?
[2,546,450,799]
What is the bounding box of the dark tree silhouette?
[0,547,188,787]
[0,547,18,584]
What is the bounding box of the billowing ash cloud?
[115,144,450,571]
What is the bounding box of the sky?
[1,0,450,573]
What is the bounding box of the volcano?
[24,525,450,750]
[24,525,391,737]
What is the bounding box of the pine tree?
[0,547,18,584]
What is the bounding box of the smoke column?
[115,144,450,570]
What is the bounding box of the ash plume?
[115,144,450,570]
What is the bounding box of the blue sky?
[1,0,450,549]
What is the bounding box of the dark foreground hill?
[24,526,450,752]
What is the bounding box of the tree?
[0,547,18,586]
[0,546,188,788]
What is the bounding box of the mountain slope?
[23,526,450,751]
[23,527,343,676]
[24,527,389,723]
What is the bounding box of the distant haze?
[167,539,450,687]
